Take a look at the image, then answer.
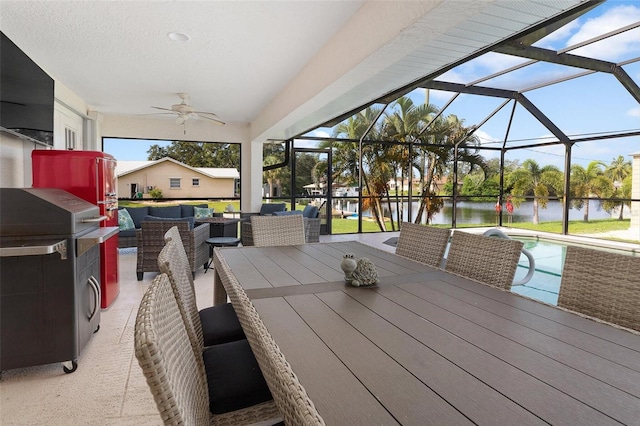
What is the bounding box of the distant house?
[116,157,239,199]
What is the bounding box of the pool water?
[511,239,565,305]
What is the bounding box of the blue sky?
[104,138,171,161]
[106,1,639,171]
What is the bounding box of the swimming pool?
[510,237,638,305]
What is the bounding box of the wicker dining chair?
[134,273,282,425]
[159,228,245,348]
[214,251,326,425]
[395,222,451,268]
[250,214,306,247]
[557,245,640,331]
[444,231,524,291]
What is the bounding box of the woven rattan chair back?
[158,238,204,352]
[164,226,192,283]
[214,251,326,425]
[558,246,640,331]
[134,273,211,425]
[444,231,523,291]
[395,222,450,268]
[250,215,306,247]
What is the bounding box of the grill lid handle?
[81,216,108,223]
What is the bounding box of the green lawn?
[119,200,636,242]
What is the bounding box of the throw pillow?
[194,206,215,219]
[118,209,135,231]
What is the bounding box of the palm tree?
[509,159,563,225]
[569,161,605,222]
[380,97,438,229]
[413,114,485,224]
[604,155,632,220]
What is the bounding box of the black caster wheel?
[62,360,78,374]
[94,324,100,333]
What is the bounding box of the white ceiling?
[0,0,585,141]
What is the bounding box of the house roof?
[116,157,239,179]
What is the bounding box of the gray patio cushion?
[259,203,286,215]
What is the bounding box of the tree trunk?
[415,153,436,224]
[583,199,589,222]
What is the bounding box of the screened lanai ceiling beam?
[515,95,570,143]
[423,80,569,143]
[495,44,640,104]
[513,0,604,47]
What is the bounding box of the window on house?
[192,178,200,187]
[169,178,181,189]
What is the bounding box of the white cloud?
[627,107,640,118]
[308,129,330,138]
[474,129,500,146]
[567,5,640,61]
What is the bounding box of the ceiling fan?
[150,93,225,132]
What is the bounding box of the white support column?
[630,152,640,235]
[241,140,264,213]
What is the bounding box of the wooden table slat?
[376,284,640,425]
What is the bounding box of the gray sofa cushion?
[302,205,319,218]
[273,210,302,216]
[259,203,286,215]
[119,228,137,238]
[148,205,182,218]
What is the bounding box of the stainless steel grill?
[0,188,112,374]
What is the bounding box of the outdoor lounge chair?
[133,273,281,425]
[159,228,245,347]
[557,245,640,331]
[242,206,320,245]
[444,230,523,291]
[136,219,209,280]
[395,222,451,268]
[249,215,306,247]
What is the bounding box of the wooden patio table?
[213,241,640,425]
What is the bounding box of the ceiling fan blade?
[196,113,225,126]
[136,112,174,116]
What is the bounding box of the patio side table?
[204,237,241,273]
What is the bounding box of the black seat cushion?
[200,303,246,346]
[203,339,273,414]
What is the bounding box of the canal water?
[342,200,615,225]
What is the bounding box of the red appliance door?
[97,157,118,227]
